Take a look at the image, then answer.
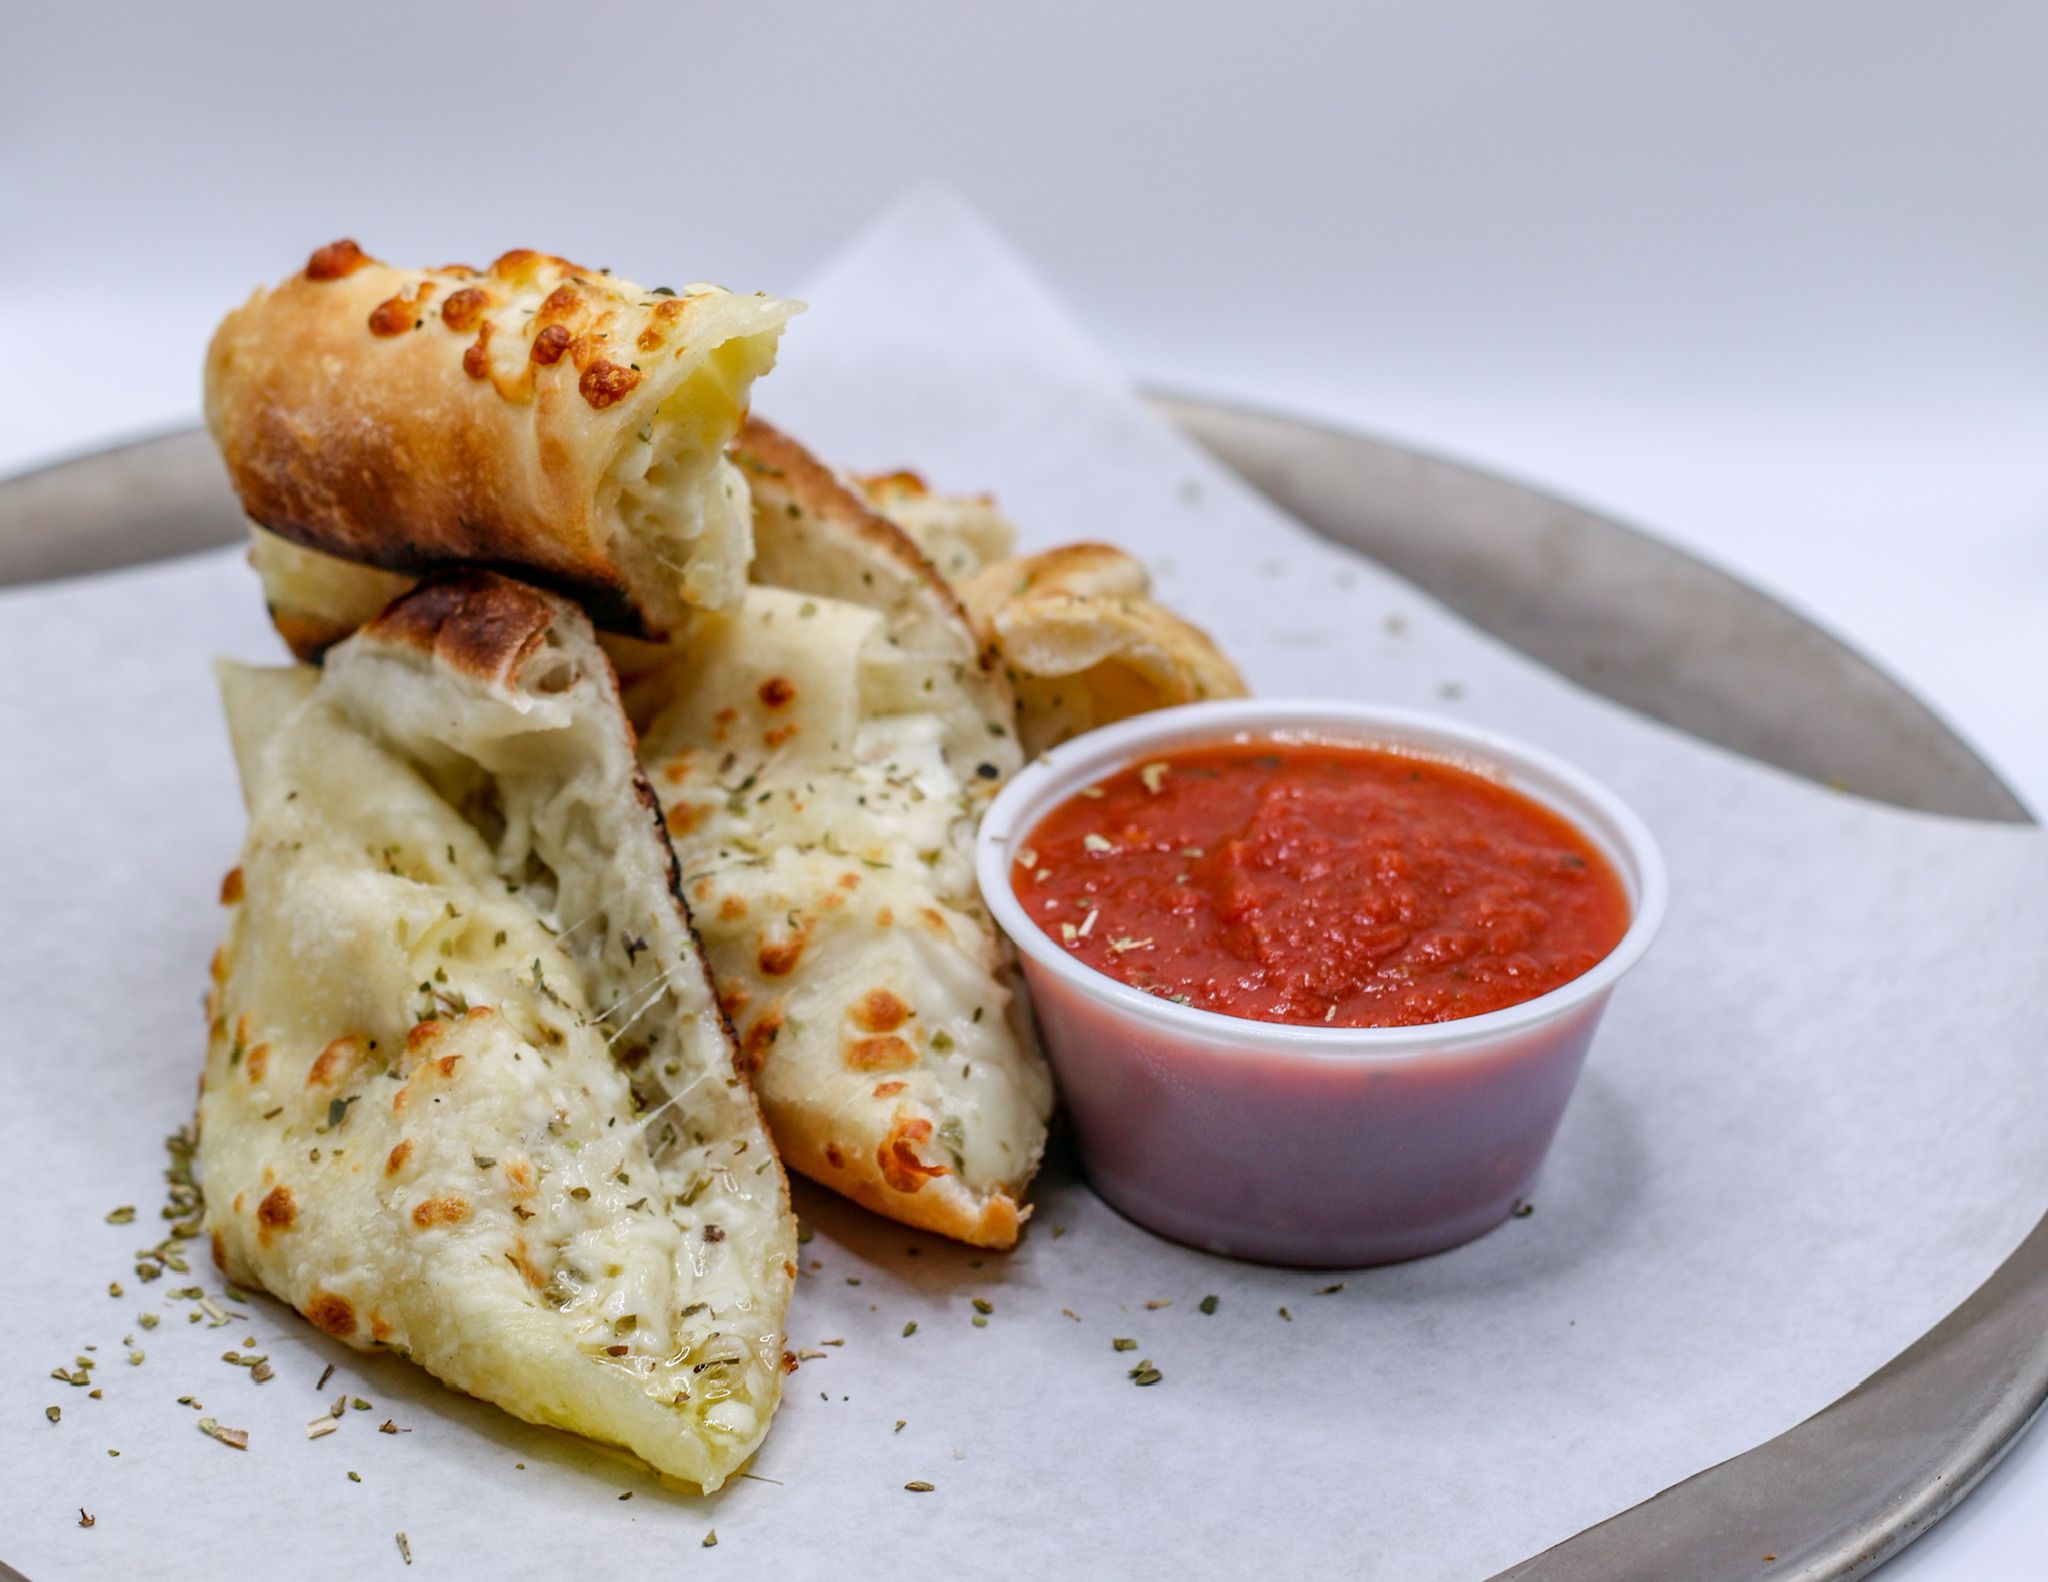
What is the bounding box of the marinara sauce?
[1012,740,1631,1028]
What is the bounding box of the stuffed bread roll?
[203,571,794,1490]
[959,543,1248,755]
[639,424,1052,1248]
[854,467,1016,582]
[208,241,799,638]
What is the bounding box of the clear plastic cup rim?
[976,699,1668,1062]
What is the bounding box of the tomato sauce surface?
[1013,740,1631,1028]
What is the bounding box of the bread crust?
[358,567,557,685]
[734,416,1020,776]
[206,242,797,635]
[960,543,1247,754]
[737,417,981,637]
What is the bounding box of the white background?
[3,3,2041,1573]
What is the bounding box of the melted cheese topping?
[203,632,791,1490]
[642,588,1051,1210]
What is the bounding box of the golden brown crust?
[358,569,559,689]
[733,417,1020,773]
[969,541,1144,601]
[961,543,1247,754]
[777,1124,1024,1249]
[853,467,1014,580]
[206,242,796,636]
[735,417,983,643]
[268,608,355,664]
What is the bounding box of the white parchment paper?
[4,191,2045,1580]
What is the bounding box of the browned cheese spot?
[219,867,244,905]
[742,1007,785,1074]
[405,1020,445,1054]
[718,894,748,922]
[872,1080,907,1097]
[530,323,572,365]
[878,1115,950,1194]
[763,724,799,750]
[489,248,547,284]
[305,239,370,281]
[441,285,489,332]
[367,294,415,337]
[579,359,642,409]
[308,1291,357,1337]
[411,1194,470,1229]
[306,1034,361,1087]
[510,1239,547,1288]
[758,919,809,977]
[462,323,494,380]
[243,1042,270,1082]
[852,988,912,1034]
[665,801,709,838]
[846,1035,918,1071]
[385,1139,413,1176]
[758,676,796,710]
[256,1184,296,1243]
[209,1228,226,1270]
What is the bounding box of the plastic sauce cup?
[976,700,1667,1268]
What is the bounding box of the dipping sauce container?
[977,700,1666,1267]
